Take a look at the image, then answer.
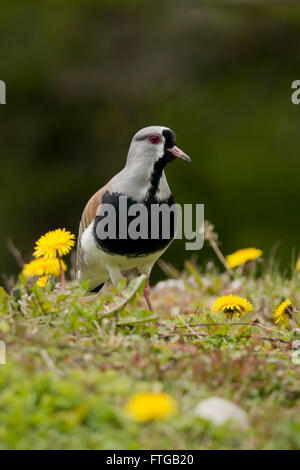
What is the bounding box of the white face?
[126,126,170,167]
[113,125,190,201]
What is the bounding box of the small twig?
[93,320,102,333]
[204,221,233,275]
[6,238,24,268]
[177,321,287,336]
[256,335,289,344]
[157,259,180,279]
[175,311,205,341]
[40,349,58,372]
[158,331,208,338]
[1,273,16,293]
[210,238,232,274]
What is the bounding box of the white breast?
[78,222,168,289]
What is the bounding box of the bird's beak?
[168,145,191,162]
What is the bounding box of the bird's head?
[126,126,191,169]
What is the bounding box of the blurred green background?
[1,0,300,283]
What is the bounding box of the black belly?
[93,191,176,257]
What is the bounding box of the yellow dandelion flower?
[34,228,75,259]
[124,392,177,422]
[211,294,253,320]
[36,275,49,288]
[297,258,300,272]
[226,248,263,268]
[22,258,67,278]
[274,299,294,324]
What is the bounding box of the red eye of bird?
[149,135,160,144]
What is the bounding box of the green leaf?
[117,308,158,325]
[113,278,127,294]
[99,275,147,318]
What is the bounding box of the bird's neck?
[146,155,169,202]
[115,158,171,202]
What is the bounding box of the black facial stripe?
[162,129,176,149]
[146,129,176,201]
[147,152,174,202]
[133,128,177,203]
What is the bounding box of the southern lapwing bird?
[76,126,191,311]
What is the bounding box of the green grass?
[0,261,300,450]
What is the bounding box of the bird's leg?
[143,277,153,312]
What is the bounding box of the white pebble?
[194,397,249,430]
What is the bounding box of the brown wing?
[76,185,108,275]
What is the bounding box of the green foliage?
[0,262,299,449]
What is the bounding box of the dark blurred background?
[1,0,300,282]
